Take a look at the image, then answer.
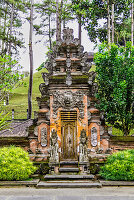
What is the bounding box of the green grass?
[0,69,46,119]
[14,69,46,94]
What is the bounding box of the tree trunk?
[2,5,7,55]
[78,15,82,45]
[131,2,134,46]
[107,0,111,44]
[48,14,52,50]
[112,3,114,43]
[9,3,14,55]
[56,0,61,41]
[28,0,34,119]
[63,20,66,28]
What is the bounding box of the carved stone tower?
[28,28,109,174]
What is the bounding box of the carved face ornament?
[64,92,73,107]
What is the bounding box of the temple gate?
[28,28,110,174]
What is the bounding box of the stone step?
[59,167,79,173]
[60,161,78,165]
[37,181,102,188]
[60,165,78,168]
[60,161,78,168]
[44,174,95,180]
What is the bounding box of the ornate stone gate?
[27,28,110,173]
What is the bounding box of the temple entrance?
[61,111,77,160]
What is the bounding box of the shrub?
[100,150,134,181]
[0,146,37,181]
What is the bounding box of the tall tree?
[56,0,73,40]
[8,2,14,55]
[34,0,72,48]
[72,0,133,44]
[56,0,61,41]
[28,0,34,119]
[94,43,134,136]
[71,0,88,44]
[61,0,73,28]
[78,15,82,44]
[112,3,114,43]
[0,0,25,56]
[107,0,111,44]
[131,2,134,45]
[34,0,56,50]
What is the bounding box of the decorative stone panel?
[52,90,85,119]
[91,127,97,147]
[41,127,47,147]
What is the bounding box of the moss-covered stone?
[110,136,134,142]
[34,161,50,175]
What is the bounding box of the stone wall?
[109,136,134,152]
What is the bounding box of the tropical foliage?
[0,55,23,102]
[100,150,134,181]
[94,42,134,136]
[72,0,133,45]
[0,146,37,180]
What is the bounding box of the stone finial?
[63,27,74,42]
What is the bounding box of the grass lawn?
[0,69,46,119]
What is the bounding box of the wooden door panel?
[61,121,77,160]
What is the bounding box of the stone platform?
[44,174,95,180]
[36,181,102,188]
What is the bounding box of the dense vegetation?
[94,43,134,136]
[72,0,133,44]
[100,150,134,181]
[0,146,37,180]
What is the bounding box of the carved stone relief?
[87,99,91,121]
[41,127,47,147]
[66,71,72,86]
[43,27,93,76]
[46,111,50,121]
[52,90,84,119]
[100,126,104,136]
[34,127,38,137]
[91,127,98,147]
[79,129,88,163]
[91,83,98,97]
[49,129,59,163]
[39,83,49,97]
[88,110,91,121]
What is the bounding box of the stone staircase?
[36,161,102,188]
[59,161,79,174]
